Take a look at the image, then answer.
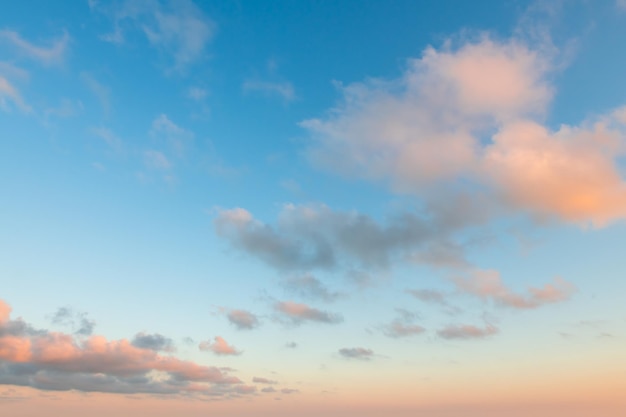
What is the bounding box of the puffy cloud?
[274,301,342,325]
[225,309,260,330]
[338,347,375,360]
[131,333,175,352]
[92,0,215,70]
[282,275,342,302]
[437,323,499,340]
[0,300,247,396]
[301,34,626,226]
[0,30,69,66]
[199,336,241,356]
[215,204,472,272]
[453,269,575,309]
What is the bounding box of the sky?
[1,1,626,416]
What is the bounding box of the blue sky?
[1,1,626,416]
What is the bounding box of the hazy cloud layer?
[0,300,248,396]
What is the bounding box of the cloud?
[242,80,295,101]
[407,289,447,305]
[0,30,69,66]
[0,76,29,112]
[188,86,208,101]
[452,269,575,309]
[252,377,277,384]
[280,388,300,394]
[284,342,298,349]
[338,347,374,360]
[144,149,171,170]
[301,34,626,226]
[618,0,626,11]
[81,73,110,116]
[0,300,248,396]
[150,114,194,156]
[199,336,241,356]
[131,332,175,352]
[381,309,425,338]
[214,204,474,272]
[91,127,123,153]
[93,0,215,71]
[282,275,342,302]
[49,307,95,337]
[437,323,499,340]
[225,309,260,330]
[274,301,342,325]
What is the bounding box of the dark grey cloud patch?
[338,347,375,360]
[131,332,176,352]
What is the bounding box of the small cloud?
[381,309,425,338]
[284,341,298,349]
[131,332,176,352]
[338,347,375,360]
[280,388,300,394]
[150,114,194,156]
[81,73,110,116]
[252,377,277,385]
[242,80,295,102]
[0,76,29,112]
[187,87,208,101]
[437,324,499,340]
[91,126,123,153]
[274,301,342,325]
[49,306,95,336]
[226,309,260,330]
[199,336,241,356]
[261,386,277,393]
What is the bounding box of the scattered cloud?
[0,75,29,112]
[280,388,300,394]
[150,114,194,156]
[452,269,576,309]
[437,323,499,340]
[225,309,260,330]
[243,80,295,102]
[0,299,248,396]
[187,86,208,101]
[91,127,123,153]
[338,347,375,360]
[92,0,215,71]
[81,73,111,116]
[282,274,342,302]
[382,309,425,338]
[199,336,241,356]
[144,149,171,170]
[274,301,342,325]
[618,0,626,11]
[131,332,175,352]
[0,30,69,66]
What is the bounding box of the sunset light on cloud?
[1,1,626,416]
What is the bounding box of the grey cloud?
[437,324,499,340]
[407,289,448,305]
[49,306,95,336]
[338,347,375,360]
[382,309,425,338]
[282,274,342,302]
[215,204,474,273]
[131,332,176,352]
[252,377,277,384]
[280,388,300,394]
[226,309,260,330]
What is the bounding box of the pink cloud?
[453,270,575,309]
[199,336,241,356]
[0,299,246,395]
[274,301,342,325]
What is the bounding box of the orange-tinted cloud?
[199,336,241,356]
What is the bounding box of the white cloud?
[0,30,69,66]
[0,75,29,112]
[144,149,171,170]
[243,80,295,102]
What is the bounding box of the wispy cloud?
[92,0,215,71]
[252,376,277,384]
[91,127,123,153]
[199,336,241,356]
[0,76,29,112]
[381,309,425,338]
[0,30,69,66]
[150,114,194,156]
[282,275,342,302]
[243,80,295,102]
[144,149,171,170]
[81,73,111,116]
[49,307,95,337]
[274,301,342,325]
[437,323,499,340]
[452,269,575,309]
